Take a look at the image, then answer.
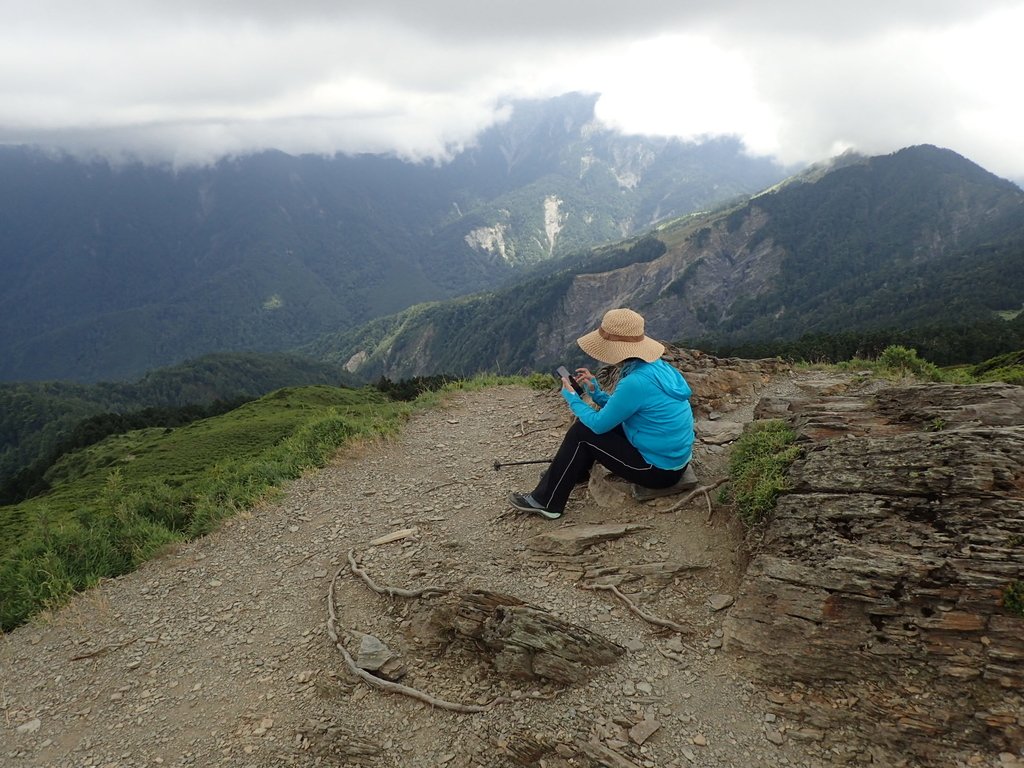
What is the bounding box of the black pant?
[531,421,683,514]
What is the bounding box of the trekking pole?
[492,458,552,471]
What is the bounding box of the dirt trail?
[1,374,838,768]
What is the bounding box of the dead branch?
[70,636,140,661]
[347,549,449,599]
[656,644,698,662]
[580,582,688,634]
[326,567,508,713]
[514,425,553,439]
[284,552,316,570]
[577,739,644,768]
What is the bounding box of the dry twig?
[327,567,508,713]
[424,480,460,494]
[284,552,316,570]
[656,644,698,662]
[514,425,553,439]
[347,549,449,599]
[69,635,140,661]
[580,582,687,634]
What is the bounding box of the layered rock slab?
[725,383,1024,762]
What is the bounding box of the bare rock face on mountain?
[724,382,1024,763]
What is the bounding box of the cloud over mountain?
[1,1,1022,178]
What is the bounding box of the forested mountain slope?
[0,93,785,382]
[313,145,1024,380]
[0,352,352,493]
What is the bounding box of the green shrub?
[526,372,554,391]
[976,366,1024,385]
[725,420,801,527]
[877,345,945,381]
[1004,581,1024,618]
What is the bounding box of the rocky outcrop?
[601,344,789,420]
[445,590,625,685]
[725,382,1024,763]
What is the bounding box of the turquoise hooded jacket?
[561,358,694,470]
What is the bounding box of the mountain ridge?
[0,93,786,383]
[315,144,1024,380]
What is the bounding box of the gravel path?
[1,378,835,768]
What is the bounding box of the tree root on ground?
[347,548,449,599]
[580,582,688,634]
[327,566,510,713]
[661,478,728,521]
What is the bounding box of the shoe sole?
[507,494,562,519]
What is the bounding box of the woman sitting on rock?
[508,308,695,519]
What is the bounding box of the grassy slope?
[0,385,412,630]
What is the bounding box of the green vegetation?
[0,351,354,497]
[693,314,1024,369]
[969,350,1024,385]
[827,344,1024,385]
[869,345,946,381]
[724,420,802,527]
[0,398,250,505]
[0,385,412,630]
[1004,581,1024,618]
[714,146,1024,344]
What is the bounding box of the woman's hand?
[574,367,598,394]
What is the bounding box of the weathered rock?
[628,717,660,745]
[696,419,745,445]
[587,464,634,509]
[527,523,652,556]
[295,719,382,761]
[355,634,407,681]
[576,739,643,768]
[445,590,625,684]
[503,730,554,765]
[355,634,392,671]
[598,344,788,420]
[707,593,734,611]
[725,382,1024,762]
[17,718,41,735]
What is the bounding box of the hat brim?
[577,330,665,364]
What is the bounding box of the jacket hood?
[625,359,691,401]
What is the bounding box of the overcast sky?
[3,1,1022,180]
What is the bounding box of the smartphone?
[554,365,585,396]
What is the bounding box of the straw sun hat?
[576,308,665,364]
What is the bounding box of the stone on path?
[707,593,734,611]
[17,718,41,735]
[527,523,652,556]
[355,634,406,681]
[628,717,660,745]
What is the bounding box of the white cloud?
[0,1,1022,179]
